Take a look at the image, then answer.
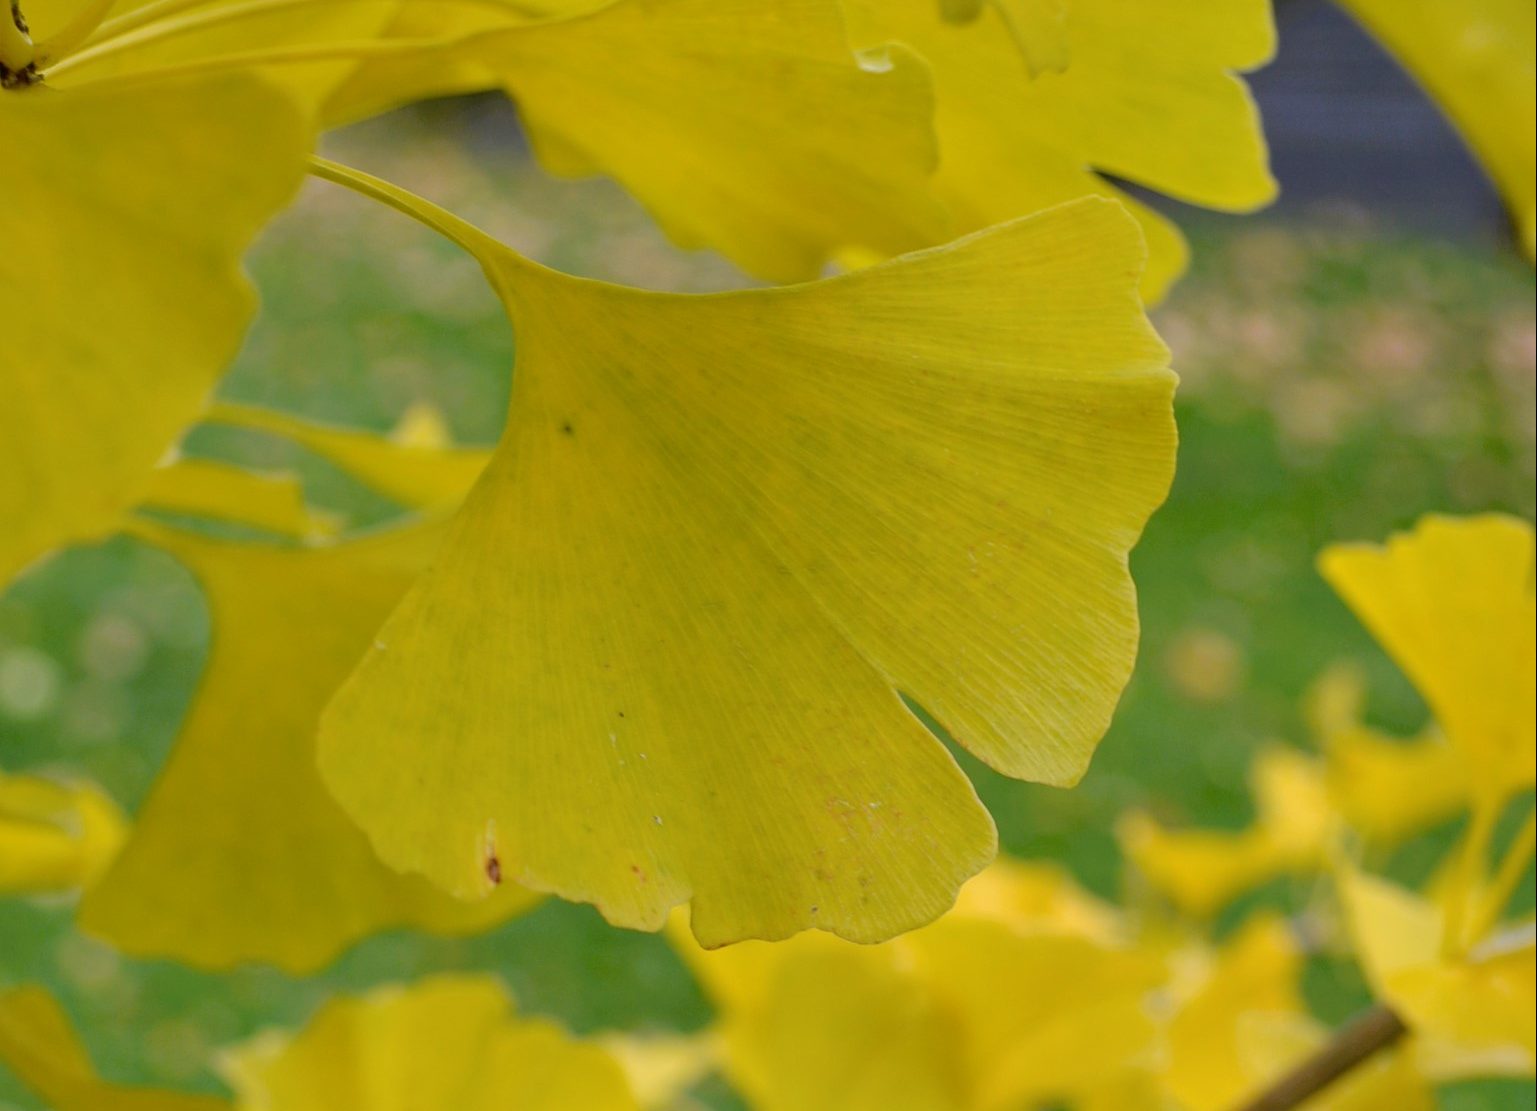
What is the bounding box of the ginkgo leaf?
[313,167,1176,946]
[327,0,948,283]
[0,71,307,589]
[0,986,227,1111]
[77,518,538,973]
[842,0,1277,301]
[1118,745,1334,917]
[1319,515,1537,808]
[139,457,337,540]
[669,857,1160,1111]
[204,401,491,514]
[1161,915,1305,1111]
[222,976,638,1111]
[1323,723,1471,846]
[1337,864,1537,1074]
[0,770,125,895]
[1335,0,1536,259]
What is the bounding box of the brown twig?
[1234,1004,1408,1111]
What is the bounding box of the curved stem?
[1,0,35,72]
[306,156,501,262]
[1469,807,1536,944]
[85,0,548,48]
[32,0,113,64]
[1234,1004,1408,1111]
[48,36,448,84]
[1444,801,1499,958]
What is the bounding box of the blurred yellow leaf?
[223,976,638,1111]
[1119,746,1334,917]
[0,771,125,895]
[1336,0,1536,259]
[1338,864,1536,1076]
[843,0,1277,300]
[0,72,307,588]
[0,986,227,1111]
[205,401,491,514]
[78,518,538,973]
[313,167,1175,946]
[1319,514,1536,810]
[139,457,337,541]
[1323,724,1471,846]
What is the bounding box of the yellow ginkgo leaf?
[0,986,228,1111]
[1324,724,1471,846]
[1161,915,1305,1111]
[313,165,1176,946]
[204,401,491,514]
[1336,0,1536,260]
[78,519,538,973]
[1338,864,1537,1076]
[0,70,307,589]
[907,918,1164,1109]
[842,0,1277,301]
[670,858,1162,1111]
[222,976,638,1111]
[1119,745,1334,917]
[949,857,1123,942]
[327,0,947,283]
[1319,514,1537,807]
[0,770,125,895]
[139,457,337,541]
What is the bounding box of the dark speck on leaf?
[485,854,502,886]
[560,421,575,437]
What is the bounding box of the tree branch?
[1235,1004,1408,1111]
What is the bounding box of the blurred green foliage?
[1,113,1533,1108]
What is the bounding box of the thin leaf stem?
[1,0,34,72]
[1469,806,1537,944]
[82,0,548,51]
[47,36,448,84]
[1233,1004,1408,1111]
[1444,800,1499,958]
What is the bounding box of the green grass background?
[2,110,1534,1109]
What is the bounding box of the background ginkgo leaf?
[0,73,307,589]
[324,0,947,283]
[221,976,638,1111]
[0,771,125,895]
[1335,0,1536,260]
[316,183,1175,946]
[77,519,538,973]
[843,0,1276,300]
[0,986,228,1111]
[1319,515,1536,808]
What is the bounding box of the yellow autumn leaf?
[222,976,638,1111]
[204,401,491,514]
[1160,915,1305,1111]
[77,517,538,974]
[0,770,125,895]
[0,986,228,1111]
[321,0,946,283]
[139,456,338,541]
[842,0,1277,301]
[311,164,1176,946]
[0,70,307,589]
[1118,745,1334,917]
[1338,864,1537,1076]
[671,857,1160,1111]
[1336,0,1536,259]
[1319,514,1536,809]
[1323,723,1472,846]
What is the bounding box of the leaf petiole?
[0,0,34,75]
